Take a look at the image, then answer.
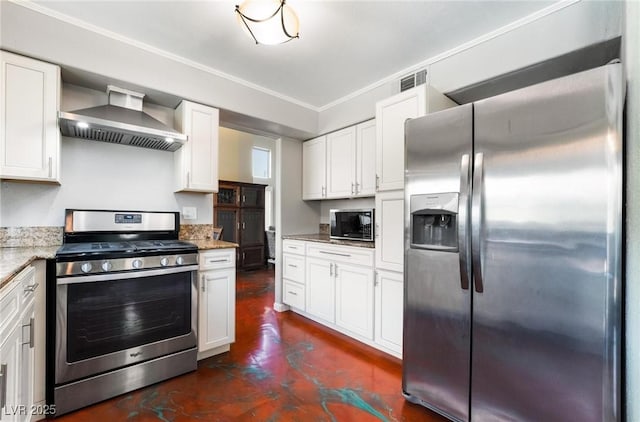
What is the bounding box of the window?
[252,147,271,179]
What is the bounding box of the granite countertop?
[282,233,375,249]
[0,246,59,289]
[189,239,239,250]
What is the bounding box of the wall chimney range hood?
[59,85,187,151]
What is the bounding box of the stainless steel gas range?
[48,209,199,416]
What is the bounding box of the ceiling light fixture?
[235,0,299,45]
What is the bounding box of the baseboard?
[273,302,290,312]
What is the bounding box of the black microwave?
[330,209,375,242]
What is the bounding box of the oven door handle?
[56,265,199,285]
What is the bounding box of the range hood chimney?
[59,85,187,151]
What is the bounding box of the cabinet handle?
[187,171,191,188]
[322,186,326,197]
[329,262,334,277]
[242,222,246,230]
[351,182,355,195]
[24,282,39,293]
[0,364,6,412]
[237,222,240,230]
[288,291,298,296]
[355,182,360,194]
[243,252,246,261]
[242,195,246,203]
[48,157,53,178]
[375,174,379,191]
[22,318,35,348]
[319,250,351,258]
[334,264,339,277]
[207,259,229,264]
[288,264,298,268]
[201,275,205,292]
[375,223,380,238]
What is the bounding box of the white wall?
[0,83,212,226]
[219,127,277,228]
[319,198,375,225]
[624,1,640,420]
[0,0,317,139]
[274,137,321,309]
[318,0,623,134]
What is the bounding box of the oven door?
[55,265,198,385]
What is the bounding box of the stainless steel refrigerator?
[403,63,623,422]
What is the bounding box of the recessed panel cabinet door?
[326,127,356,198]
[240,209,264,245]
[355,119,376,197]
[305,257,335,324]
[335,263,374,339]
[198,268,236,352]
[375,190,405,272]
[374,269,403,355]
[0,51,60,182]
[0,322,22,422]
[302,136,326,200]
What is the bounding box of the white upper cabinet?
[326,126,356,198]
[303,119,376,200]
[0,51,60,183]
[375,85,456,192]
[355,119,376,197]
[375,190,405,273]
[174,100,219,193]
[302,135,326,200]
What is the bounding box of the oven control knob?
[101,261,112,272]
[132,259,143,269]
[160,257,169,267]
[176,256,185,266]
[80,262,92,273]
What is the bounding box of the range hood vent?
[59,85,187,152]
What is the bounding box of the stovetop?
[57,240,197,258]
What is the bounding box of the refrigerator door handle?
[471,152,485,293]
[458,153,471,290]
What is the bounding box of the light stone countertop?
[0,246,59,289]
[281,233,375,249]
[189,239,239,250]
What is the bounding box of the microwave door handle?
[458,153,471,290]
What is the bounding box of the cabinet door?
[174,101,219,193]
[302,136,326,200]
[375,190,405,272]
[0,51,60,183]
[239,245,264,270]
[375,86,426,191]
[326,127,356,199]
[0,323,22,422]
[198,268,236,352]
[214,184,241,207]
[20,306,36,417]
[335,263,374,339]
[305,257,335,324]
[355,119,376,197]
[374,270,404,354]
[215,208,239,243]
[240,185,264,208]
[240,209,264,246]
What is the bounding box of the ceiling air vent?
[400,69,428,92]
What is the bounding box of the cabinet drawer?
[1,266,36,338]
[283,280,305,310]
[306,243,374,267]
[282,239,305,256]
[199,249,236,271]
[283,254,305,284]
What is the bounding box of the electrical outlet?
[182,207,197,220]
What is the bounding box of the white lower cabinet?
[374,270,404,355]
[197,249,236,359]
[283,280,305,310]
[335,263,374,340]
[305,257,335,324]
[0,264,42,422]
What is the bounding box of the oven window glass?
[66,272,192,362]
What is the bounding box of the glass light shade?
[236,0,299,45]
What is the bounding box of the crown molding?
[8,0,320,112]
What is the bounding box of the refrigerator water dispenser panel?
[410,193,458,251]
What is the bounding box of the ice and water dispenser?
[410,192,459,251]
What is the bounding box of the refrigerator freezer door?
[403,104,473,422]
[471,64,622,422]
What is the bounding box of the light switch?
[182,207,197,220]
